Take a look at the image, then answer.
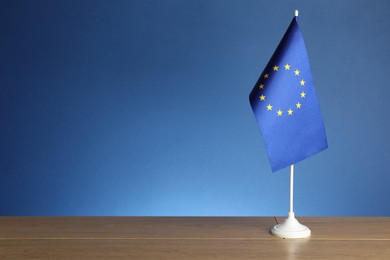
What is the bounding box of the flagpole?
[269,9,312,240]
[290,165,294,214]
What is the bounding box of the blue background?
[1,0,389,216]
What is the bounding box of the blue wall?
[1,0,389,216]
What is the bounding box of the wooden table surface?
[0,217,389,259]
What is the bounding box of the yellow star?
[277,110,283,116]
[273,65,279,71]
[288,109,293,115]
[266,104,273,111]
[300,79,305,86]
[264,73,269,79]
[259,95,266,101]
[284,64,291,70]
[294,69,300,76]
[259,84,264,89]
[296,102,302,109]
[301,91,306,98]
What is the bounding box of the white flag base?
[271,212,311,239]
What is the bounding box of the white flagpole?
[290,164,294,214]
[270,9,312,240]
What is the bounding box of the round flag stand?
[271,165,311,239]
[271,212,311,239]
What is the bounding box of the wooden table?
[0,217,389,259]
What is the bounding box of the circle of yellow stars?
[257,63,306,117]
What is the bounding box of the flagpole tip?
[295,10,299,17]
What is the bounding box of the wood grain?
[0,217,389,259]
[0,217,276,239]
[276,217,390,239]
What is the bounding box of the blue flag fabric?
[249,16,328,172]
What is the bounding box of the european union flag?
[249,16,328,172]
